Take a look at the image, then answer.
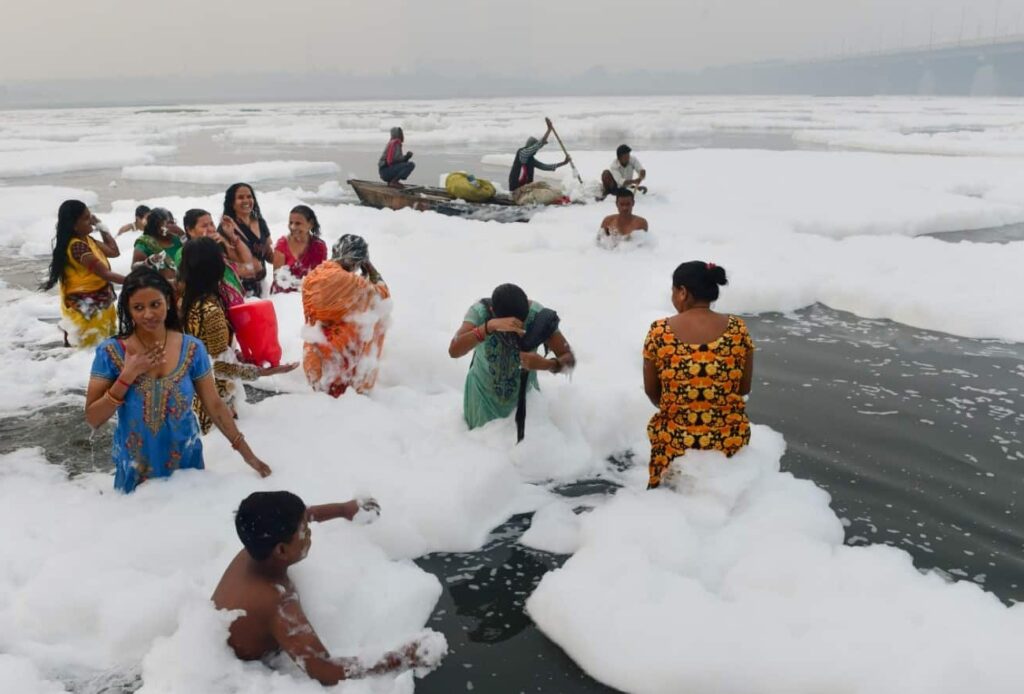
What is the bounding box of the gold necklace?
[137,330,168,354]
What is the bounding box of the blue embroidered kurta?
[91,335,212,492]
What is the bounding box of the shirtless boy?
[212,491,440,685]
[599,189,649,240]
[117,205,150,235]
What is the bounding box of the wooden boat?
[347,179,532,223]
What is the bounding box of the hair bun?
[706,263,728,286]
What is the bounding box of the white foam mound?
[0,185,98,253]
[526,426,1024,694]
[121,160,341,184]
[0,143,173,178]
[139,602,422,694]
[519,501,582,555]
[0,442,477,692]
[794,127,1024,157]
[0,655,67,694]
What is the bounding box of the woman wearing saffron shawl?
[301,235,390,397]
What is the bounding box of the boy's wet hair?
[235,491,307,561]
[615,189,634,200]
[135,204,151,219]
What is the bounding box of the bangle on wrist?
[550,358,562,374]
[104,389,124,407]
[230,432,245,450]
[116,376,131,390]
[483,320,491,336]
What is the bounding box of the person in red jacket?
[378,127,415,188]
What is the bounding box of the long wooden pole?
[547,118,584,185]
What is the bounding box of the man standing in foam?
[508,118,570,201]
[600,144,646,197]
[378,126,415,189]
[212,491,446,685]
[599,189,648,244]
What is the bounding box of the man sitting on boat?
[378,127,415,189]
[508,118,569,205]
[601,144,646,198]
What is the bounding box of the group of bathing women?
[42,178,754,681]
[46,185,753,495]
[45,178,754,493]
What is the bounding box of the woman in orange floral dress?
[643,261,754,489]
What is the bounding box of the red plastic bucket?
[228,300,282,367]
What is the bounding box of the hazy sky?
[4,0,1024,82]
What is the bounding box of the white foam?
[526,428,1024,693]
[795,126,1024,157]
[519,501,582,555]
[0,655,67,694]
[2,97,1024,692]
[0,185,98,254]
[0,143,174,178]
[122,161,340,184]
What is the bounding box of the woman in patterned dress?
[643,261,755,489]
[179,237,297,434]
[42,200,124,347]
[85,267,272,493]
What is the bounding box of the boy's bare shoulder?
[213,554,293,615]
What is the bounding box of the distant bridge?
[698,35,1024,96]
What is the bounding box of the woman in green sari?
[448,283,575,434]
[131,208,182,281]
[171,208,256,308]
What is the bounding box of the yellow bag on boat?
[445,172,496,203]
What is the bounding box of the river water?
[1,121,1022,693]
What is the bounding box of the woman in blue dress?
[85,267,272,493]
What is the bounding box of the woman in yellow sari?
[42,200,125,347]
[301,234,390,397]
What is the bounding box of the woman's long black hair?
[178,237,229,340]
[222,182,265,224]
[41,200,88,291]
[117,267,181,337]
[143,208,173,238]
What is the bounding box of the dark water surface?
[413,305,1023,693]
[3,303,1022,693]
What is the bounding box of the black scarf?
[481,299,560,442]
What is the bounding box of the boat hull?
[347,179,531,223]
